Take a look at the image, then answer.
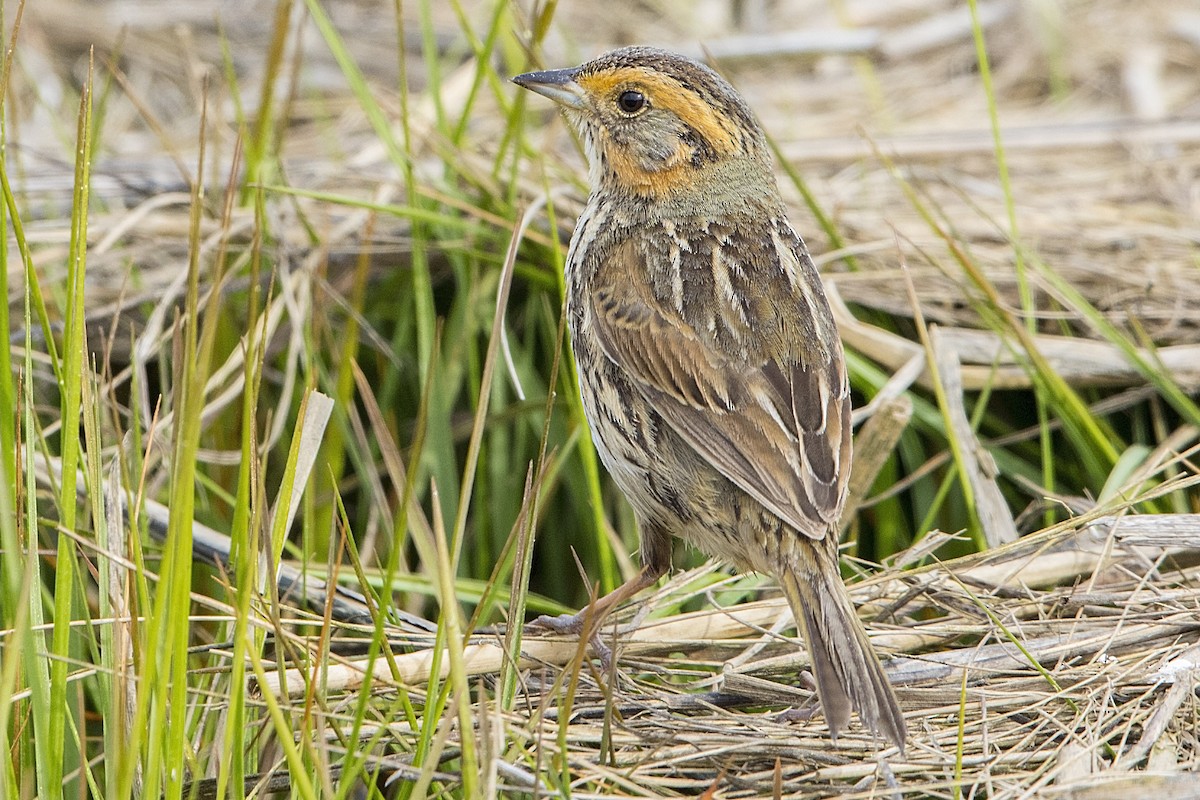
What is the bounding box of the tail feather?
[777,559,906,750]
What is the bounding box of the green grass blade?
[44,50,96,800]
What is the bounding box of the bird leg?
[530,527,672,669]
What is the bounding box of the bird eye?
[617,90,646,114]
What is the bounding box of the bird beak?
[512,67,586,110]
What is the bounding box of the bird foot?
[529,612,617,669]
[529,612,587,635]
[775,672,820,722]
[776,705,818,723]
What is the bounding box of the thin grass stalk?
[19,290,55,798]
[0,495,21,798]
[430,480,480,794]
[0,564,31,798]
[446,0,508,147]
[899,249,985,547]
[265,187,497,236]
[0,0,16,514]
[2,193,60,391]
[288,6,372,563]
[500,465,537,688]
[500,303,568,710]
[966,0,1061,528]
[215,192,268,800]
[371,332,467,798]
[243,0,293,194]
[496,23,537,204]
[82,372,116,799]
[245,637,319,799]
[178,95,253,796]
[328,491,415,800]
[417,0,446,132]
[45,50,95,800]
[908,451,954,545]
[139,81,217,800]
[0,366,33,797]
[0,5,61,408]
[393,0,410,159]
[371,342,450,800]
[112,408,157,800]
[460,491,529,628]
[953,665,968,799]
[312,202,374,566]
[446,193,541,583]
[552,620,596,798]
[406,692,460,798]
[349,357,430,686]
[967,0,1030,330]
[412,467,452,774]
[393,3,448,519]
[309,527,344,797]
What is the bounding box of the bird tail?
[776,552,906,750]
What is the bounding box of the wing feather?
[588,223,850,539]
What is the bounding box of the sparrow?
[514,46,905,749]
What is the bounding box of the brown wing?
[587,222,851,539]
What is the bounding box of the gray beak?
[512,67,586,110]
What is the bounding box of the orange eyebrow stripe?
[577,67,739,155]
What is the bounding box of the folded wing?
[587,224,851,540]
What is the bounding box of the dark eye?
[617,90,646,114]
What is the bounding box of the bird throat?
[603,135,696,198]
[601,144,779,218]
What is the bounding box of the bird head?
[514,47,774,203]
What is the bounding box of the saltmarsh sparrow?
[515,47,905,748]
